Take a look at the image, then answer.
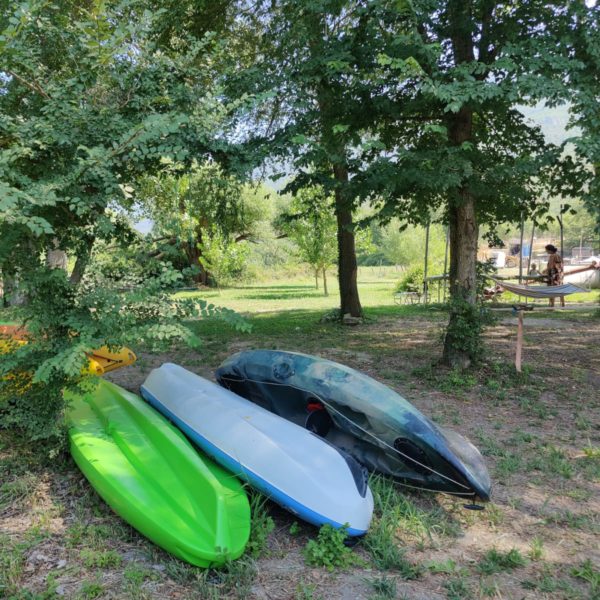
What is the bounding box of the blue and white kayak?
[140,363,374,536]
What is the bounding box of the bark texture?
[333,164,362,318]
[442,3,480,367]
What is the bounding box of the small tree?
[280,187,338,296]
[198,228,250,291]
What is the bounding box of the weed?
[439,369,477,393]
[575,414,592,431]
[583,444,600,459]
[0,534,25,596]
[571,559,600,595]
[426,558,457,574]
[214,558,257,599]
[579,445,600,480]
[366,575,397,599]
[0,472,38,513]
[543,510,599,531]
[522,565,584,599]
[528,537,544,560]
[66,522,115,549]
[495,454,523,478]
[245,492,275,558]
[295,582,324,600]
[525,444,573,478]
[566,487,593,501]
[444,576,472,600]
[485,503,504,527]
[80,548,122,569]
[303,524,356,571]
[164,559,201,585]
[475,431,505,457]
[289,522,300,536]
[78,580,104,600]
[368,475,459,542]
[477,548,527,575]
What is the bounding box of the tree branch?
[7,70,51,99]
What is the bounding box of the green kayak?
[66,380,250,567]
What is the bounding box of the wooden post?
[527,223,535,275]
[443,226,449,302]
[559,204,564,258]
[423,220,430,304]
[518,213,524,284]
[515,309,524,373]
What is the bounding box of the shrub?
[394,266,424,294]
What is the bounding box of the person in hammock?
[544,244,565,307]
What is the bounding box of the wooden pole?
[443,226,449,302]
[423,220,430,304]
[559,204,564,258]
[518,213,525,284]
[527,223,535,275]
[515,309,523,373]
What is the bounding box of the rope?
[218,374,472,492]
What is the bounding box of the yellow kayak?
[0,323,136,375]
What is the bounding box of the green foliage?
[278,186,338,293]
[366,575,397,599]
[571,559,600,596]
[199,228,250,288]
[0,266,249,443]
[303,524,356,571]
[80,549,122,569]
[394,266,424,294]
[245,492,275,559]
[476,548,527,575]
[443,577,472,600]
[442,298,488,367]
[381,222,448,271]
[138,162,266,283]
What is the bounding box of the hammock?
[492,279,589,299]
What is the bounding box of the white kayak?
[140,363,373,536]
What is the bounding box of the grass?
[245,491,275,558]
[1,274,599,599]
[477,548,528,575]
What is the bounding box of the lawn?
[1,275,600,599]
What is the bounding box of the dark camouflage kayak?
[216,350,491,501]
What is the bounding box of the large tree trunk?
[333,164,362,318]
[183,241,209,286]
[442,103,479,367]
[441,4,480,367]
[442,187,479,368]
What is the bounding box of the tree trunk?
[70,236,96,286]
[442,103,479,368]
[2,272,26,306]
[333,164,362,318]
[46,239,68,271]
[314,269,319,289]
[183,241,208,285]
[322,266,328,297]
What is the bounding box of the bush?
[0,266,249,445]
[394,266,424,294]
